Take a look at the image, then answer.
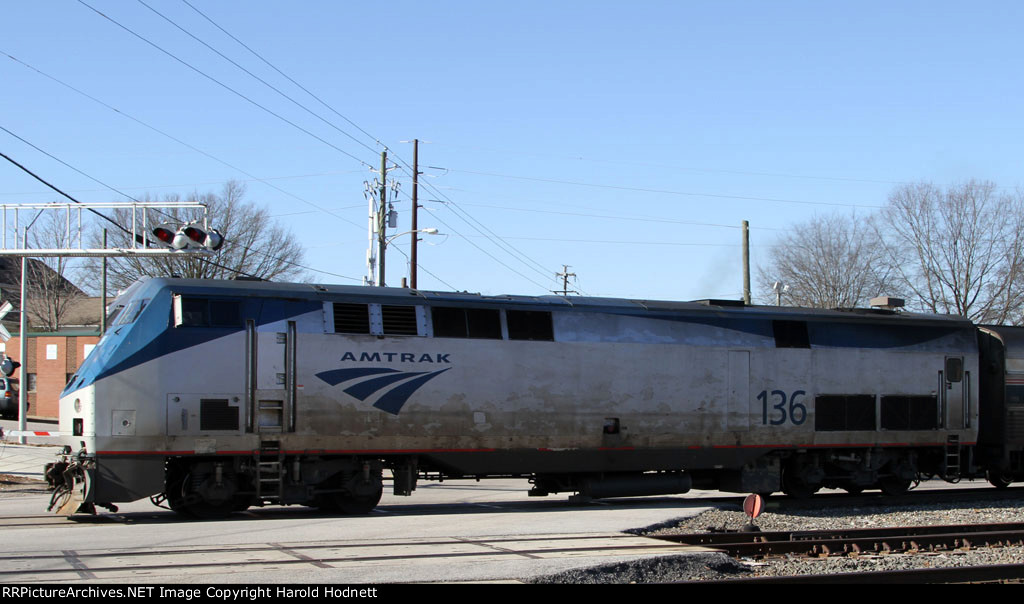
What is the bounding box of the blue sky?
[3,1,1023,302]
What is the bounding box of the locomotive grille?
[815,395,876,431]
[334,303,371,334]
[1008,406,1024,443]
[381,305,418,335]
[881,395,939,430]
[200,399,239,431]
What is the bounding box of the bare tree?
[91,181,307,291]
[25,211,87,331]
[878,180,1024,324]
[757,213,897,308]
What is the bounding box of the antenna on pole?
[553,265,578,296]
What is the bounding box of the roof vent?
[694,299,746,308]
[869,296,905,311]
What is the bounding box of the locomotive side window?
[815,395,876,431]
[115,299,149,325]
[178,297,207,326]
[333,303,371,334]
[174,296,242,328]
[881,395,939,430]
[432,307,501,339]
[506,310,554,341]
[105,303,125,326]
[945,357,964,382]
[772,320,810,348]
[381,305,419,336]
[209,300,241,327]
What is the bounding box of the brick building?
[2,297,104,420]
[1,331,99,419]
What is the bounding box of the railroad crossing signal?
[149,222,224,251]
[0,355,19,377]
[0,300,12,342]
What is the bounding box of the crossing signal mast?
[0,201,225,442]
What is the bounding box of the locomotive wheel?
[317,489,383,514]
[878,476,911,496]
[317,467,384,514]
[987,470,1013,490]
[337,489,383,515]
[781,471,819,499]
[180,469,239,519]
[782,479,818,499]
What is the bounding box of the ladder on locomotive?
[255,440,284,502]
[944,434,961,481]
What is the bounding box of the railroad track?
[0,513,134,529]
[0,532,696,582]
[656,522,1024,557]
[769,485,1024,510]
[656,522,1024,583]
[672,564,1024,584]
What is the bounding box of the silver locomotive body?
[49,278,985,517]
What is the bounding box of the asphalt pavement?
[0,418,62,480]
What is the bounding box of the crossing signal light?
[205,228,224,251]
[181,223,225,251]
[183,224,205,244]
[148,222,224,252]
[0,356,20,377]
[150,223,178,246]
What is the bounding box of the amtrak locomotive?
[44,278,1024,518]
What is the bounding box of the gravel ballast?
[534,494,1024,583]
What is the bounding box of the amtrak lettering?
[316,363,452,415]
[339,352,451,363]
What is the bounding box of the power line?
[77,1,581,291]
[153,5,533,291]
[399,201,553,292]
[76,0,376,170]
[0,131,360,282]
[386,243,456,291]
[436,197,775,231]
[1,51,365,231]
[425,140,916,187]
[385,153,566,290]
[0,146,125,233]
[0,168,365,199]
[178,0,384,150]
[457,235,755,247]
[135,0,380,159]
[445,168,884,209]
[121,3,563,292]
[389,184,562,292]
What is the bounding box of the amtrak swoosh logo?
[316,367,451,415]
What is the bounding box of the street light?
[380,228,439,287]
[772,281,789,306]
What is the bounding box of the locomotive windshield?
[61,279,156,397]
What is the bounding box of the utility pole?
[100,229,107,336]
[742,220,751,304]
[554,265,578,296]
[377,151,387,287]
[18,237,26,444]
[410,139,420,289]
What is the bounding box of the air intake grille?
[200,399,239,431]
[334,303,370,334]
[381,305,418,335]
